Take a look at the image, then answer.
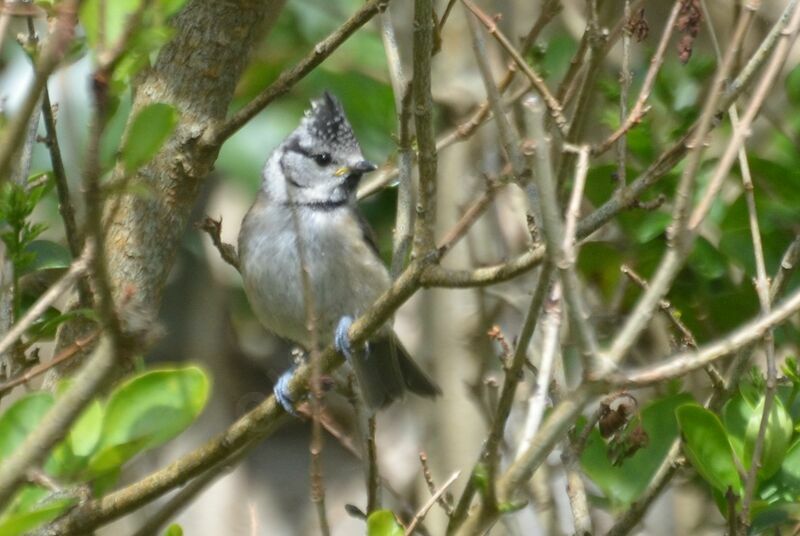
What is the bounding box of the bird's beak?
[335,160,378,176]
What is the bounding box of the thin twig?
[435,182,504,257]
[381,3,415,279]
[209,0,390,145]
[514,282,561,458]
[615,284,800,386]
[197,216,240,270]
[0,336,116,505]
[366,415,380,513]
[602,6,759,370]
[0,244,93,358]
[615,0,633,194]
[523,97,599,366]
[0,330,100,397]
[620,265,697,348]
[419,451,454,516]
[592,1,682,156]
[405,471,460,536]
[0,0,78,185]
[461,0,568,136]
[40,86,85,296]
[689,1,797,229]
[562,443,592,536]
[771,235,800,302]
[448,263,553,532]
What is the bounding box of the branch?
[688,2,800,229]
[197,216,240,270]
[448,263,552,531]
[461,0,568,136]
[0,330,100,397]
[405,471,460,536]
[613,284,800,386]
[0,1,78,185]
[592,1,683,156]
[208,0,390,145]
[45,257,431,534]
[0,335,116,506]
[411,0,437,254]
[0,244,93,358]
[771,235,800,302]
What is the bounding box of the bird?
[238,92,440,412]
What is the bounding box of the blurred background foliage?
[1,0,799,534]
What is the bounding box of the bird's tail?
[349,333,440,410]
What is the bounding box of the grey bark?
[53,0,286,370]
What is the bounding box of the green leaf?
[80,0,142,48]
[631,211,671,244]
[581,393,693,506]
[722,391,759,462]
[0,496,76,536]
[1,486,48,517]
[69,399,104,458]
[121,103,178,172]
[759,437,800,504]
[88,366,210,472]
[21,240,72,275]
[26,308,97,342]
[88,437,152,475]
[366,510,404,536]
[0,392,54,461]
[750,503,800,534]
[163,524,183,536]
[688,236,727,279]
[676,403,742,495]
[786,64,800,105]
[744,396,794,479]
[159,0,187,16]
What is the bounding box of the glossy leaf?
[759,438,800,504]
[88,437,152,475]
[744,397,794,479]
[1,486,48,518]
[676,404,742,495]
[722,390,759,461]
[88,367,210,472]
[121,103,178,172]
[21,240,71,274]
[68,399,104,458]
[0,496,76,536]
[366,510,404,536]
[0,392,54,461]
[163,524,184,536]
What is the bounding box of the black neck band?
[281,199,347,211]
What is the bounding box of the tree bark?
[54,0,285,371]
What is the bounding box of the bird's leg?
[273,347,308,416]
[334,315,370,362]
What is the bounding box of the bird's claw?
[335,316,369,362]
[273,367,301,416]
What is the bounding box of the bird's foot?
[335,316,369,362]
[273,367,301,416]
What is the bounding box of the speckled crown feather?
[301,92,359,151]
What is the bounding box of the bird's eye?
[313,153,332,166]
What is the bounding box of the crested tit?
[238,92,440,411]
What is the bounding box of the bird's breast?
[239,201,391,346]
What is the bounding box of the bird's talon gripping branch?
[273,367,301,416]
[335,315,359,362]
